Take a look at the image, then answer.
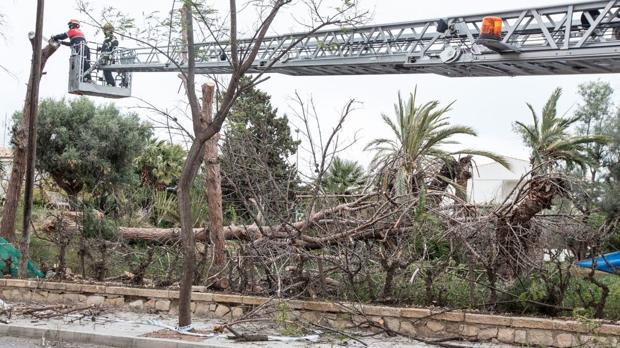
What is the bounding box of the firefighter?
[97,23,119,86]
[51,19,91,82]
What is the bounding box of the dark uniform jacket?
[100,34,119,64]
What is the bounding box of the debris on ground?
[0,301,104,324]
[143,328,214,342]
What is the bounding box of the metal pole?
[19,0,45,278]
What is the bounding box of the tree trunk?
[18,0,46,278]
[455,156,473,201]
[94,242,107,281]
[509,175,565,225]
[427,156,472,204]
[0,34,58,243]
[497,175,567,275]
[57,242,67,278]
[45,193,376,241]
[177,139,203,328]
[428,158,458,194]
[381,260,396,299]
[200,82,225,266]
[177,2,201,328]
[486,265,498,310]
[467,259,477,308]
[78,236,87,278]
[131,247,155,286]
[424,270,434,305]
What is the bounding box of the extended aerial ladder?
[68,0,620,98]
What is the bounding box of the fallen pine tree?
[42,193,391,247]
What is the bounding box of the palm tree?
[499,89,609,275]
[322,157,366,195]
[505,87,610,229]
[514,88,608,174]
[366,88,509,196]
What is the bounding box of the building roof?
[474,156,528,167]
[0,148,12,159]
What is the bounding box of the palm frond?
[451,149,511,170]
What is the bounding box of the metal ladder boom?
[105,0,620,77]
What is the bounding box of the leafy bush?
[135,139,185,190]
[80,210,118,241]
[606,279,620,320]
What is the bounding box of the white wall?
[468,157,530,204]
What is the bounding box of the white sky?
[1,0,619,172]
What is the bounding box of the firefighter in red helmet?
[51,19,92,82]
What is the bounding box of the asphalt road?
[0,336,114,348]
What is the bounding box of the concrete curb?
[0,324,226,348]
[3,279,620,347]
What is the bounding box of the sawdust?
[142,328,214,342]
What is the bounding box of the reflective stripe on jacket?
[52,28,86,45]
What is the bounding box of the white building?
[0,147,13,197]
[467,157,530,204]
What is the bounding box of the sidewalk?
[1,312,225,348]
[0,310,512,348]
[0,336,111,348]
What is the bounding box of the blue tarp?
[577,251,620,274]
[0,237,44,278]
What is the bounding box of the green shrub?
[605,278,620,320]
[80,210,118,241]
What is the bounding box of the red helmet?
[67,19,80,28]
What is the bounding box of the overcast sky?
[1,0,619,172]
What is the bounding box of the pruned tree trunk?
[496,175,567,275]
[509,175,566,225]
[0,31,58,244]
[200,82,225,266]
[18,0,46,278]
[455,156,473,201]
[427,155,472,203]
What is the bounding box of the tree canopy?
[574,81,615,180]
[366,89,509,195]
[602,108,620,220]
[321,157,365,195]
[515,88,608,174]
[220,79,300,221]
[31,97,151,198]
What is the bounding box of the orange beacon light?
[480,16,503,40]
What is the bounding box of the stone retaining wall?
[1,279,619,347]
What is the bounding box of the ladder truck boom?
[68,1,620,98]
[107,0,620,77]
